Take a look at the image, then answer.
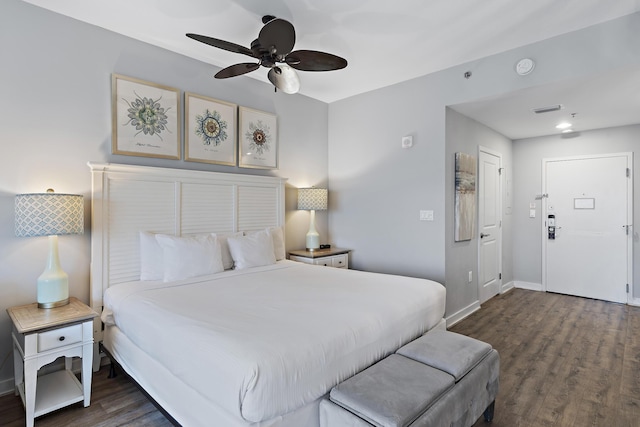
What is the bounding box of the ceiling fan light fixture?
[268,65,300,94]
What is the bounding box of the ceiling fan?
[186,15,348,94]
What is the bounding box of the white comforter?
[102,261,445,423]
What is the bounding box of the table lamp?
[15,189,84,308]
[297,187,328,251]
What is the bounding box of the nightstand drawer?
[38,324,83,352]
[289,248,350,269]
[331,255,348,268]
[315,258,332,267]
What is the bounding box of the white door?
[544,153,632,303]
[478,148,502,304]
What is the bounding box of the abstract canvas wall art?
[455,152,477,241]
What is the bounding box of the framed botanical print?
[185,92,237,166]
[111,74,180,159]
[239,106,278,169]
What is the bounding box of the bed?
[89,163,446,427]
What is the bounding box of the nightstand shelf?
[22,370,83,417]
[289,248,350,268]
[7,297,98,427]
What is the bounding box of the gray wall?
[444,108,513,319]
[328,12,640,321]
[0,0,328,391]
[512,124,640,297]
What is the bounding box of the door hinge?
[627,284,629,293]
[626,168,631,178]
[498,168,503,176]
[499,273,502,280]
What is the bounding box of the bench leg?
[483,400,495,422]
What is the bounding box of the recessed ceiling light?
[556,122,572,129]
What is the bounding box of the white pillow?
[155,234,224,281]
[267,226,286,261]
[139,231,163,281]
[227,230,276,270]
[212,232,243,270]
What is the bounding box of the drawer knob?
[59,336,66,342]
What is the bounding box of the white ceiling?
[452,64,640,139]
[22,0,640,139]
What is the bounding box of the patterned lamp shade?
[298,188,328,211]
[15,192,84,237]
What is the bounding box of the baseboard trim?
[446,300,481,328]
[629,297,640,307]
[514,281,543,292]
[0,377,15,397]
[501,281,515,294]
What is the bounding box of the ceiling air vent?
[532,104,563,114]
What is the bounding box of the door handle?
[480,233,491,238]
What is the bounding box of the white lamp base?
[306,210,320,251]
[37,235,70,309]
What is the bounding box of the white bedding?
[102,260,445,424]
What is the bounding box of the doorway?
[478,147,503,304]
[543,153,632,303]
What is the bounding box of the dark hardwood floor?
[1,288,639,426]
[0,366,173,427]
[451,289,640,427]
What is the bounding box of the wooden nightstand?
[288,248,350,269]
[7,297,98,427]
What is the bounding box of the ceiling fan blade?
[258,18,296,56]
[214,63,260,79]
[268,65,300,94]
[186,33,255,58]
[286,50,348,71]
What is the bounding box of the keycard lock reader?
[548,214,556,240]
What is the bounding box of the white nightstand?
[288,248,350,269]
[7,297,98,427]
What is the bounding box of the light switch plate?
[420,210,434,221]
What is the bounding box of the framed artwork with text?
[239,107,277,169]
[185,92,237,166]
[111,74,180,159]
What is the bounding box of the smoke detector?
[515,58,535,75]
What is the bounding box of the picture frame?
[185,92,237,166]
[454,152,477,242]
[111,74,181,159]
[239,107,278,169]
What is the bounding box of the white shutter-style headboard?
[88,162,286,348]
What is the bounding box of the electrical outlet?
[468,271,473,283]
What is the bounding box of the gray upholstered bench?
[320,331,500,427]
